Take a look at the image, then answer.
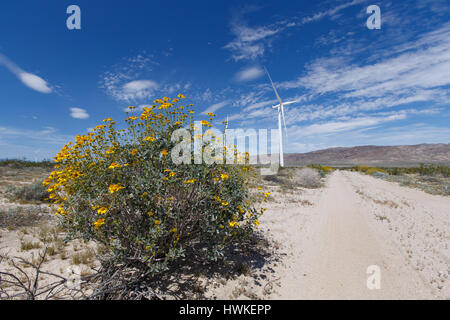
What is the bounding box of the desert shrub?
[384,164,449,177]
[0,159,53,169]
[0,206,49,229]
[307,164,335,177]
[6,180,50,202]
[44,95,263,276]
[292,167,321,188]
[351,165,385,175]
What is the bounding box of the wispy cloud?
[224,1,366,62]
[0,53,52,93]
[224,8,295,62]
[281,23,450,99]
[0,126,71,145]
[202,100,231,115]
[234,66,264,81]
[290,114,406,137]
[122,79,159,100]
[70,107,89,119]
[100,53,189,103]
[300,0,365,24]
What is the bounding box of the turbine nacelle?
[264,67,298,167]
[272,100,298,109]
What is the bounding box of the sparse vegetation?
[347,164,450,196]
[20,240,42,251]
[0,207,49,230]
[307,164,335,177]
[261,166,323,189]
[70,248,96,266]
[0,159,53,169]
[5,180,50,203]
[292,167,321,188]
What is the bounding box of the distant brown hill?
[284,143,450,167]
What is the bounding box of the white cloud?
[284,123,450,153]
[120,79,158,100]
[100,53,190,102]
[281,23,450,99]
[243,99,277,112]
[290,114,407,137]
[0,126,71,145]
[123,80,157,93]
[202,100,231,115]
[0,54,52,94]
[18,72,52,94]
[224,1,365,62]
[235,66,264,81]
[300,0,365,24]
[225,12,295,62]
[70,107,89,119]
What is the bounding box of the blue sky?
[0,0,449,160]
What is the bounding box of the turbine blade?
[283,100,298,106]
[264,67,284,107]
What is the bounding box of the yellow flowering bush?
[44,95,262,274]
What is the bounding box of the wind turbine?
[264,67,297,167]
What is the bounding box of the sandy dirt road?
[212,170,449,299]
[290,171,438,299]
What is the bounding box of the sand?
[207,170,449,299]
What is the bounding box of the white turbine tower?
[265,67,297,167]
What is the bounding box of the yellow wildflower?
[143,136,155,142]
[109,184,125,194]
[201,120,212,127]
[94,218,105,230]
[229,221,238,227]
[108,162,122,170]
[97,207,108,215]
